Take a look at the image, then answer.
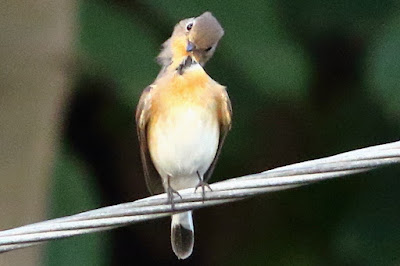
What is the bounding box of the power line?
[0,141,399,253]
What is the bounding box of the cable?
[0,140,399,253]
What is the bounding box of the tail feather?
[171,211,194,259]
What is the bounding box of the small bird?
[136,12,232,259]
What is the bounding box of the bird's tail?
[171,211,194,259]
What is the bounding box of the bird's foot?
[195,171,212,202]
[167,175,182,210]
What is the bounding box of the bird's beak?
[186,41,195,52]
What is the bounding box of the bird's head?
[158,12,224,68]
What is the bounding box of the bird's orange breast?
[146,67,222,185]
[150,67,219,118]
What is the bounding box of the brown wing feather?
[136,85,164,195]
[204,88,232,182]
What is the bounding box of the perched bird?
[136,12,232,259]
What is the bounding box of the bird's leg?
[167,175,182,210]
[194,171,212,202]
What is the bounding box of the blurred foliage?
[47,0,400,265]
[45,144,110,266]
[367,13,400,125]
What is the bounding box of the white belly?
[149,106,219,190]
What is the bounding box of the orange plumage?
[136,11,231,260]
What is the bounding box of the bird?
[136,11,232,259]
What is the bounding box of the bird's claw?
[195,180,212,203]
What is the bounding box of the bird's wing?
[136,85,164,195]
[204,87,232,182]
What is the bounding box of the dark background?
[45,0,400,265]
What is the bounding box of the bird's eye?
[205,46,212,52]
[186,23,193,31]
